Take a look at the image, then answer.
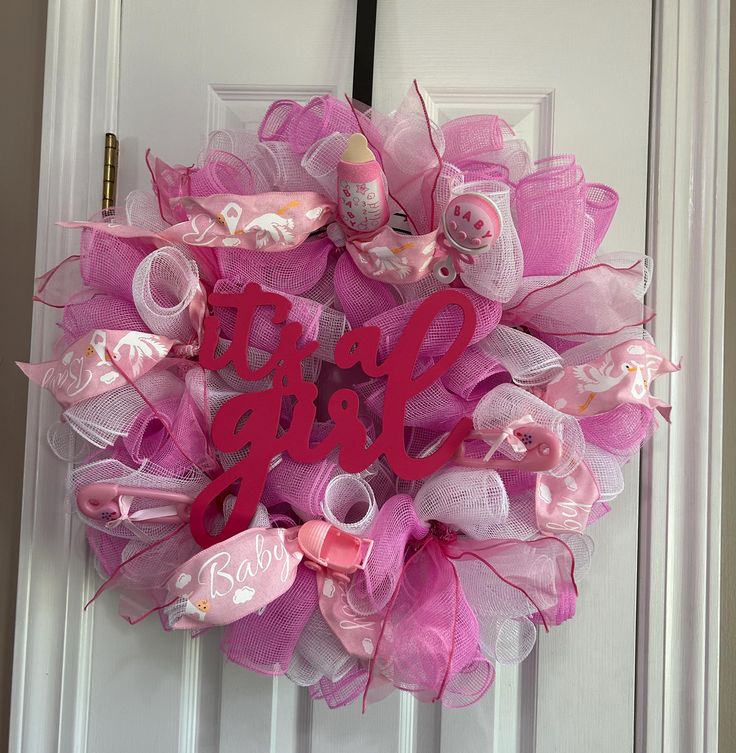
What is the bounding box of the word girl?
[190,283,477,547]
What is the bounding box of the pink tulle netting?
[22,85,675,710]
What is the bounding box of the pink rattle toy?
[76,483,194,525]
[433,192,503,283]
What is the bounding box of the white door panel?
[16,1,654,751]
[117,0,357,201]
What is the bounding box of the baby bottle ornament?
[18,83,679,710]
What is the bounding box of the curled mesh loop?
[479,324,563,387]
[321,474,377,535]
[414,468,509,539]
[479,616,537,665]
[132,246,200,341]
[455,181,523,303]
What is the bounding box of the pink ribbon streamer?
[502,260,654,337]
[362,527,577,709]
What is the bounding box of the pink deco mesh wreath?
[20,83,679,710]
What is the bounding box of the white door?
[14,1,726,752]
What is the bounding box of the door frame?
[636,2,728,751]
[9,1,729,751]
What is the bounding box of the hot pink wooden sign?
[190,284,477,547]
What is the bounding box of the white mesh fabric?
[395,428,447,497]
[394,273,444,303]
[120,530,199,589]
[433,163,464,220]
[414,468,509,539]
[558,532,595,580]
[479,616,537,665]
[302,255,337,307]
[479,324,563,387]
[493,137,533,183]
[557,327,647,368]
[125,190,169,233]
[321,474,377,535]
[482,488,538,541]
[132,246,200,341]
[456,181,524,303]
[474,384,585,478]
[63,370,184,448]
[291,610,355,681]
[364,461,398,505]
[213,496,270,536]
[47,421,92,462]
[301,132,349,200]
[314,307,349,363]
[287,650,325,687]
[584,444,624,503]
[257,141,325,193]
[201,129,261,167]
[249,503,271,529]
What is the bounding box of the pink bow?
[362,527,578,709]
[104,495,183,532]
[478,414,535,460]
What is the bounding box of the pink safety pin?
[76,483,195,527]
[454,423,563,472]
[297,520,374,583]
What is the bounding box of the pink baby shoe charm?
[298,520,374,583]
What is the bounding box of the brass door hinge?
[102,132,119,212]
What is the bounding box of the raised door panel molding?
[423,86,555,160]
[207,84,337,132]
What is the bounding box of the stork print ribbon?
[541,340,680,420]
[17,330,175,408]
